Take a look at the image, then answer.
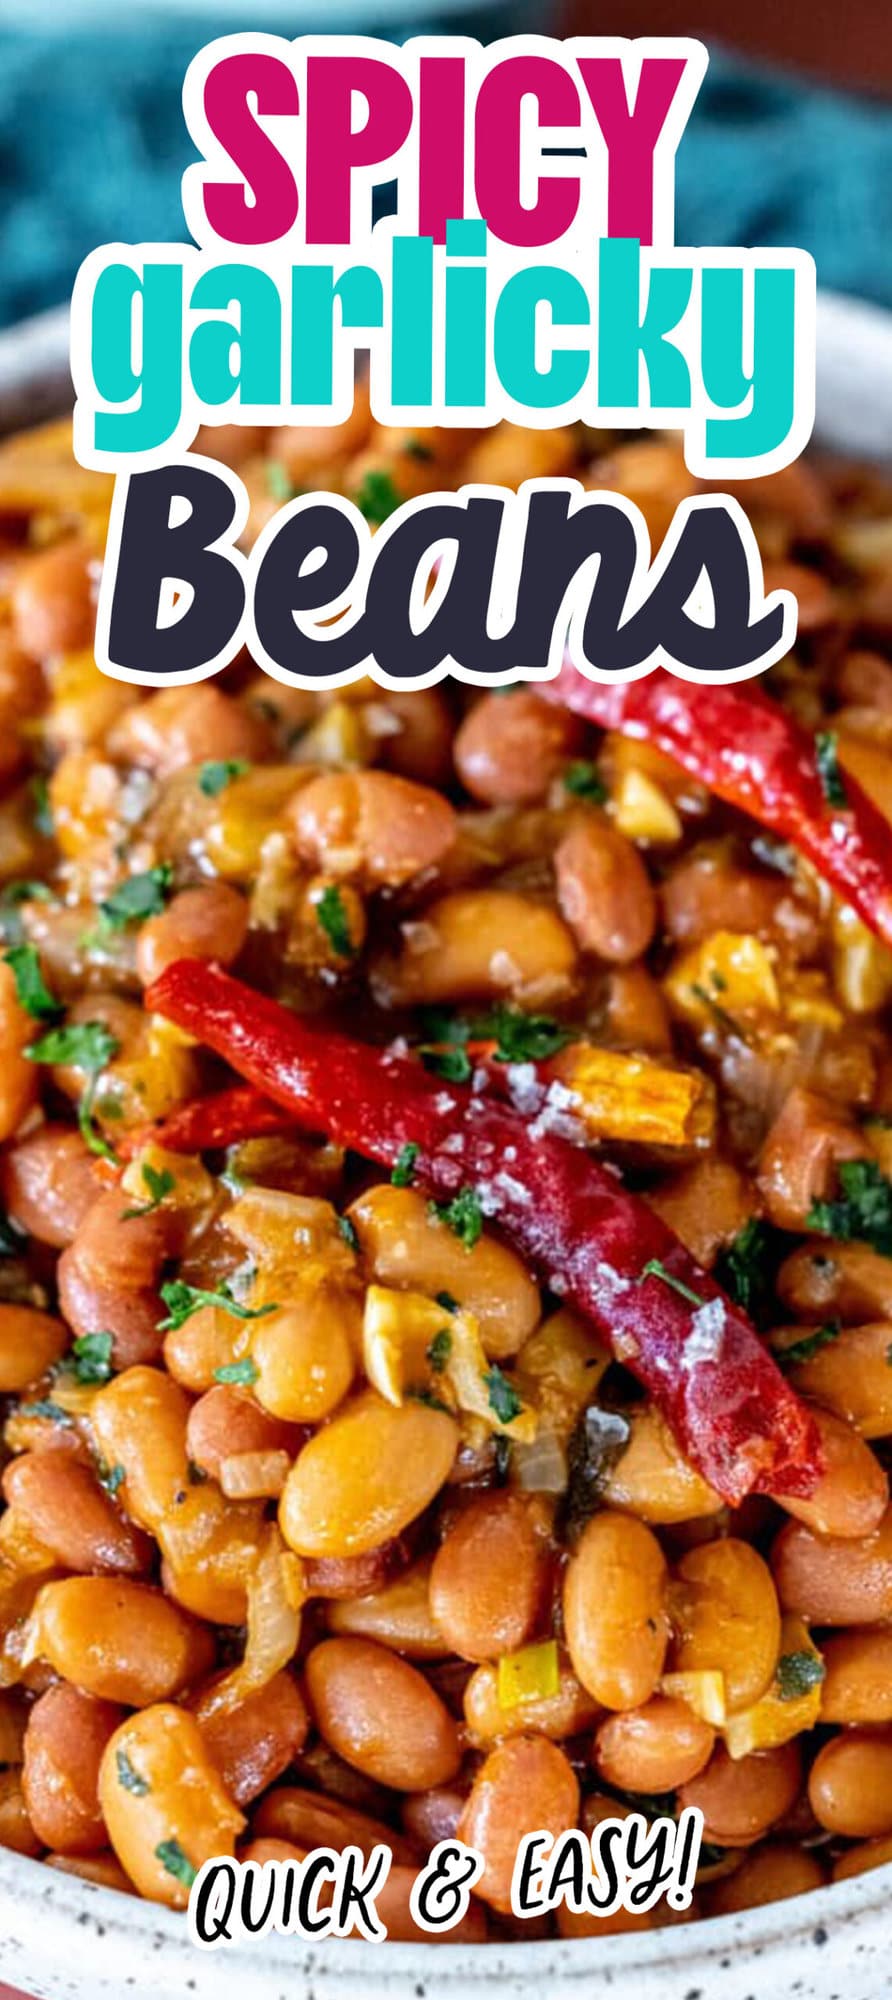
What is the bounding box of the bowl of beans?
[2,297,892,1999]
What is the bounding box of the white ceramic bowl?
[1,288,891,2000]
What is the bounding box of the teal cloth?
[1,19,891,328]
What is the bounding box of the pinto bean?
[678,1742,802,1847]
[706,1842,825,1914]
[2,1453,154,1577]
[777,1242,892,1326]
[306,1637,460,1791]
[555,817,656,963]
[670,1540,781,1715]
[136,882,249,987]
[22,1684,124,1854]
[774,1319,892,1439]
[46,1850,135,1893]
[756,1088,867,1232]
[808,1731,892,1838]
[647,1159,756,1269]
[26,1578,214,1705]
[602,1406,724,1524]
[326,1559,446,1658]
[374,1866,488,1943]
[251,1297,357,1424]
[57,1190,173,1369]
[193,1671,309,1807]
[376,889,577,1008]
[279,1392,458,1559]
[0,1125,97,1248]
[661,848,820,958]
[777,1405,888,1539]
[773,1507,892,1625]
[0,1303,68,1393]
[563,1513,669,1711]
[833,1834,892,1882]
[108,684,272,776]
[0,1768,42,1855]
[99,1705,244,1907]
[11,541,95,659]
[429,1493,551,1662]
[251,1786,417,1866]
[373,688,453,787]
[821,1631,892,1725]
[349,1184,540,1359]
[457,1736,579,1913]
[401,1786,465,1852]
[185,1386,301,1486]
[289,770,456,889]
[0,960,39,1140]
[595,1697,715,1794]
[454,692,581,805]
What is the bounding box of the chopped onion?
[200,1528,304,1719]
[511,1428,568,1493]
[219,1449,291,1500]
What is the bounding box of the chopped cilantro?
[3,944,61,1023]
[426,1328,452,1374]
[158,1280,278,1333]
[155,1839,196,1889]
[403,437,433,461]
[815,730,848,810]
[97,1460,126,1498]
[0,1208,25,1258]
[436,1291,459,1313]
[30,775,53,837]
[808,1159,892,1258]
[493,1434,512,1483]
[639,1258,706,1308]
[69,1331,114,1385]
[483,1363,522,1426]
[777,1321,841,1369]
[715,1217,774,1319]
[354,469,402,525]
[213,1357,260,1386]
[122,1163,176,1220]
[485,1005,574,1065]
[338,1215,359,1251]
[430,1186,483,1250]
[26,1018,120,1162]
[420,1044,473,1084]
[99,865,173,932]
[690,981,741,1037]
[563,760,607,804]
[265,460,302,502]
[775,1651,825,1701]
[198,758,250,797]
[314,883,355,960]
[408,1387,452,1414]
[19,1400,72,1425]
[391,1142,419,1188]
[116,1749,150,1796]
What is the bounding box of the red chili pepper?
[119,1083,295,1158]
[544,663,892,951]
[147,960,821,1506]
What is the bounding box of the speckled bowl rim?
[2,287,892,1996]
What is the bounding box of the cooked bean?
[26,1578,214,1704]
[373,688,453,787]
[778,1241,892,1325]
[776,1319,892,1438]
[11,540,94,659]
[706,1842,825,1914]
[0,960,39,1140]
[821,1630,892,1725]
[0,1768,42,1855]
[290,770,456,889]
[595,1696,715,1794]
[773,1508,892,1625]
[647,1159,755,1270]
[305,1536,416,1602]
[0,1125,97,1248]
[833,1833,892,1882]
[252,1785,417,1866]
[46,1850,134,1893]
[108,684,271,776]
[306,1636,460,1792]
[327,1560,447,1658]
[555,816,656,963]
[678,1742,802,1846]
[163,1305,242,1394]
[563,1513,669,1711]
[250,1296,357,1422]
[92,1367,190,1532]
[454,691,581,805]
[0,1303,68,1392]
[349,1185,540,1359]
[429,1493,551,1661]
[2,1453,154,1577]
[372,1865,487,1944]
[662,848,820,958]
[602,1406,724,1524]
[185,1386,301,1486]
[22,1684,124,1854]
[457,1735,579,1913]
[463,1656,598,1745]
[557,1903,655,1939]
[778,1405,888,1538]
[136,882,249,987]
[757,1088,867,1232]
[99,1705,244,1907]
[401,1786,465,1851]
[378,889,577,1007]
[57,1189,174,1369]
[193,1671,309,1807]
[670,1540,781,1715]
[809,1731,892,1838]
[279,1392,458,1558]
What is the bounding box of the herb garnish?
[808,1159,892,1258]
[198,758,250,797]
[97,1460,126,1498]
[777,1321,841,1369]
[68,1331,114,1385]
[116,1749,150,1796]
[430,1186,483,1249]
[639,1258,706,1308]
[715,1217,774,1319]
[563,760,607,804]
[426,1328,452,1374]
[391,1142,419,1188]
[315,884,355,959]
[213,1357,260,1386]
[99,865,173,932]
[775,1651,825,1701]
[355,469,402,525]
[25,1019,120,1160]
[2,943,61,1023]
[122,1163,176,1220]
[155,1839,196,1889]
[815,730,848,810]
[338,1215,359,1251]
[483,1363,523,1426]
[158,1280,278,1333]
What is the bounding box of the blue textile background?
[1,16,891,329]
